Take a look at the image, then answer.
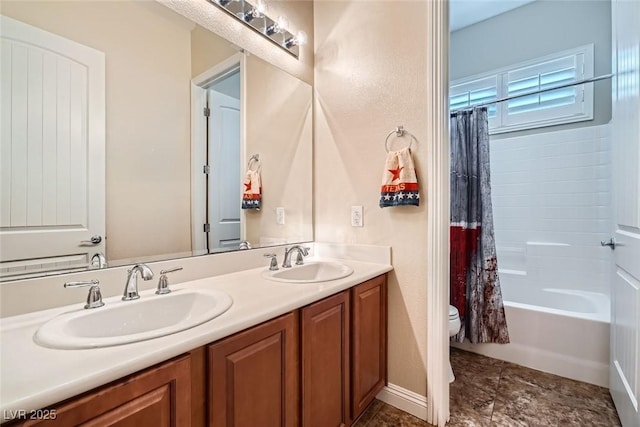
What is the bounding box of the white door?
[207,88,241,251]
[0,16,105,278]
[610,1,640,426]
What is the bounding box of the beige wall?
[191,24,238,79]
[314,1,429,395]
[244,55,313,246]
[1,1,193,262]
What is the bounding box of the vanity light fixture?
[207,0,306,58]
[265,15,288,36]
[215,0,237,7]
[284,31,308,49]
[241,0,266,23]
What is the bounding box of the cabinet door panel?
[18,355,191,427]
[351,275,387,419]
[208,312,299,427]
[302,291,350,427]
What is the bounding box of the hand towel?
[379,147,419,208]
[241,169,261,210]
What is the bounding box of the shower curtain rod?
[450,73,614,114]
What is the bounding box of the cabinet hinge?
[203,165,210,174]
[203,223,211,233]
[203,107,211,117]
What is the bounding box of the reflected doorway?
[191,54,244,255]
[205,70,241,252]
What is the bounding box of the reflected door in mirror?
[207,72,241,252]
[0,16,105,279]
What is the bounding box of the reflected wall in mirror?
[0,0,313,281]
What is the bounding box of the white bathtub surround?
[502,283,610,322]
[0,243,392,417]
[453,285,610,387]
[462,124,614,388]
[491,124,612,297]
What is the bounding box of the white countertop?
[0,256,392,422]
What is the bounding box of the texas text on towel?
[242,169,262,210]
[379,147,419,208]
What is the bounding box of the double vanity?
[0,244,392,426]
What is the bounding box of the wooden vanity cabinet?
[10,274,387,427]
[351,275,387,420]
[301,291,350,427]
[15,355,191,427]
[299,274,388,427]
[207,312,299,427]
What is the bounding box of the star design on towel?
[244,181,252,192]
[388,166,403,182]
[384,194,391,201]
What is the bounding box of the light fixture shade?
[296,30,308,46]
[276,15,289,32]
[255,0,267,15]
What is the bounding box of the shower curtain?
[450,106,509,344]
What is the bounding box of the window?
[450,45,594,134]
[450,75,499,128]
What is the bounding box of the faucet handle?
[295,246,311,265]
[264,254,279,271]
[156,267,182,295]
[64,280,104,309]
[160,266,183,275]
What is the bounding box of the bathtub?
[452,274,610,387]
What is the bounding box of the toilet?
[448,305,461,383]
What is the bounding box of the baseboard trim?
[376,383,428,421]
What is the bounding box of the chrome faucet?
[282,246,310,268]
[90,252,107,269]
[123,264,154,301]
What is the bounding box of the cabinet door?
[208,312,299,427]
[18,355,191,427]
[301,291,350,427]
[351,275,387,419]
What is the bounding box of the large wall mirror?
[0,0,313,281]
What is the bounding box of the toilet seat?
[448,305,461,337]
[448,305,461,383]
[448,305,460,320]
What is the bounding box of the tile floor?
[353,347,621,426]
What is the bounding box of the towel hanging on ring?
[379,147,420,208]
[242,156,261,210]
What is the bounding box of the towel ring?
[247,154,260,171]
[385,126,415,153]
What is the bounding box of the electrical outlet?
[276,207,285,225]
[351,206,363,227]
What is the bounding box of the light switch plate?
[351,206,363,227]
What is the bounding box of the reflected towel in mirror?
[242,169,262,210]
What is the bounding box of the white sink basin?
[34,289,233,349]
[263,261,354,283]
